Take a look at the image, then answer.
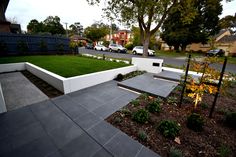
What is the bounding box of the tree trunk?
[174,44,179,51]
[143,32,150,57]
[181,44,187,52]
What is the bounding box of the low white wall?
[0,83,7,113]
[0,63,25,73]
[64,65,137,93]
[162,66,202,77]
[132,57,163,73]
[25,63,65,93]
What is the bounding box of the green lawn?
[0,55,129,77]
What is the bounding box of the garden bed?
[106,84,236,157]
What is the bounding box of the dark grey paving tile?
[46,151,63,157]
[0,137,12,155]
[104,132,142,157]
[48,121,84,149]
[8,135,57,157]
[60,133,102,157]
[74,112,102,130]
[92,148,113,157]
[88,121,119,145]
[10,121,47,149]
[52,95,89,119]
[0,106,37,133]
[30,100,72,132]
[136,147,161,157]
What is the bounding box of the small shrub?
[187,113,204,132]
[157,120,180,139]
[167,96,178,105]
[147,100,161,113]
[120,108,131,116]
[132,109,149,124]
[115,73,124,81]
[113,116,122,124]
[140,93,150,101]
[138,130,148,141]
[201,102,209,110]
[218,144,232,157]
[224,112,236,128]
[131,99,140,107]
[125,43,134,50]
[169,147,183,157]
[17,40,29,54]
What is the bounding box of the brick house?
[105,30,132,46]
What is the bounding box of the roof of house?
[218,35,236,43]
[214,29,230,39]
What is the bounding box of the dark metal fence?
[0,33,70,55]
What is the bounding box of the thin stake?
[179,54,191,107]
[209,57,227,118]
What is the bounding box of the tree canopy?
[69,22,83,36]
[84,22,109,42]
[161,0,223,51]
[219,14,236,31]
[27,16,65,35]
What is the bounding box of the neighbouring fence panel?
[0,33,70,55]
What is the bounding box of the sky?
[5,0,236,31]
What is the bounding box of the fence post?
[209,57,227,118]
[179,54,191,107]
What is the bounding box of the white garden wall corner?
[132,57,163,73]
[0,63,25,73]
[0,83,7,113]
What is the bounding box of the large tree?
[43,16,65,35]
[219,14,236,31]
[27,19,45,33]
[84,22,109,42]
[161,0,223,51]
[69,22,83,36]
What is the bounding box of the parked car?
[94,45,108,51]
[206,49,225,57]
[132,46,155,56]
[85,43,94,49]
[108,44,127,53]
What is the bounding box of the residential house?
[105,30,132,46]
[217,35,236,56]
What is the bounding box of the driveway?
[80,48,236,74]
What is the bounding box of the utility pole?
[110,21,112,44]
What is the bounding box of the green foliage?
[17,40,29,54]
[132,109,149,124]
[219,15,236,30]
[147,99,161,113]
[120,108,132,116]
[138,130,148,141]
[121,71,146,80]
[201,102,209,110]
[187,113,204,132]
[39,40,48,52]
[113,116,122,124]
[169,147,183,157]
[224,112,236,128]
[27,16,65,35]
[167,96,178,105]
[140,93,150,101]
[102,40,110,47]
[69,22,83,36]
[84,22,109,42]
[157,120,180,139]
[218,144,232,157]
[0,40,7,53]
[125,43,134,50]
[115,73,124,81]
[131,99,140,107]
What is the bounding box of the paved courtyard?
[0,80,160,157]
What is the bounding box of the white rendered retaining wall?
[132,57,163,73]
[0,62,137,94]
[0,83,7,113]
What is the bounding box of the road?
[80,47,236,74]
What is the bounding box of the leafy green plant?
[125,43,134,50]
[132,109,149,124]
[169,147,183,157]
[187,113,204,132]
[157,120,180,139]
[120,108,131,116]
[113,116,122,124]
[201,102,209,110]
[218,144,232,157]
[224,112,236,128]
[17,40,29,54]
[147,100,161,113]
[167,96,178,105]
[115,73,124,81]
[140,93,150,101]
[138,130,148,141]
[131,99,140,107]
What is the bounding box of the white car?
[108,44,127,53]
[94,45,108,51]
[132,46,155,56]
